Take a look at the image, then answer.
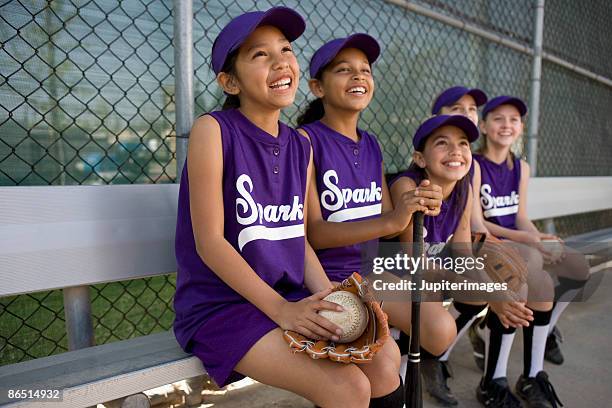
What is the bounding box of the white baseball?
[319,291,368,343]
[541,238,564,263]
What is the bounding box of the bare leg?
[358,336,402,397]
[384,299,456,355]
[235,328,371,408]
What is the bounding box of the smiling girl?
[173,8,380,407]
[296,34,443,407]
[472,96,587,407]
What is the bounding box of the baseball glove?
[471,232,528,299]
[283,272,390,364]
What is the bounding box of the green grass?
[0,275,176,366]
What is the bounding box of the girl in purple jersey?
[428,87,534,407]
[389,113,504,406]
[174,8,382,407]
[430,86,533,408]
[472,96,588,408]
[296,34,443,407]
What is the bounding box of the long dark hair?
[397,159,470,225]
[297,72,325,126]
[216,50,241,110]
[297,98,325,126]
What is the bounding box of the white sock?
[483,325,516,380]
[439,313,479,362]
[548,301,569,334]
[529,324,550,377]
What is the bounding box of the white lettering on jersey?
[423,227,454,257]
[235,174,304,250]
[480,184,519,218]
[320,169,382,222]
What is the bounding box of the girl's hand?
[537,232,566,263]
[275,288,344,341]
[415,180,444,216]
[537,232,561,242]
[489,301,534,328]
[389,180,443,232]
[516,230,553,260]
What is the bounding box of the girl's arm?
[391,177,418,246]
[380,166,442,239]
[514,160,541,234]
[303,149,335,293]
[189,116,338,339]
[470,161,489,234]
[450,187,473,256]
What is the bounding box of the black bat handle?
[406,211,424,408]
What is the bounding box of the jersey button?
[354,162,360,168]
[273,165,280,174]
[353,148,359,156]
[273,146,280,156]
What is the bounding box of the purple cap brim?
[211,7,305,74]
[431,86,488,114]
[309,33,380,78]
[482,95,528,118]
[413,115,479,150]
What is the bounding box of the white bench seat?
[0,332,205,407]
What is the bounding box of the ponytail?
[222,94,240,110]
[297,98,325,126]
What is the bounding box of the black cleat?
[421,359,458,406]
[544,326,564,365]
[469,317,486,371]
[515,371,563,408]
[476,377,522,407]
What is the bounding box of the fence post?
[63,286,95,350]
[527,0,545,175]
[174,0,194,178]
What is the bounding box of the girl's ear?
[413,151,426,169]
[308,78,324,98]
[217,72,240,96]
[478,120,487,135]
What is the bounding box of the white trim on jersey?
[238,224,304,251]
[483,205,518,218]
[326,203,382,222]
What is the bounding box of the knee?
[328,369,371,407]
[567,253,590,281]
[528,269,555,301]
[423,312,457,355]
[369,342,402,388]
[526,248,544,274]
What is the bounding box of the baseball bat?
[405,211,424,408]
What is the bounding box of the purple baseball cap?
[482,95,528,119]
[211,7,306,75]
[413,115,479,151]
[431,86,488,114]
[309,33,380,78]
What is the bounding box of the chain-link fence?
[1,0,611,365]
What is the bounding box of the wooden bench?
[1,177,611,407]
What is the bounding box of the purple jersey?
[389,170,465,257]
[301,121,383,282]
[173,109,311,386]
[474,154,521,230]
